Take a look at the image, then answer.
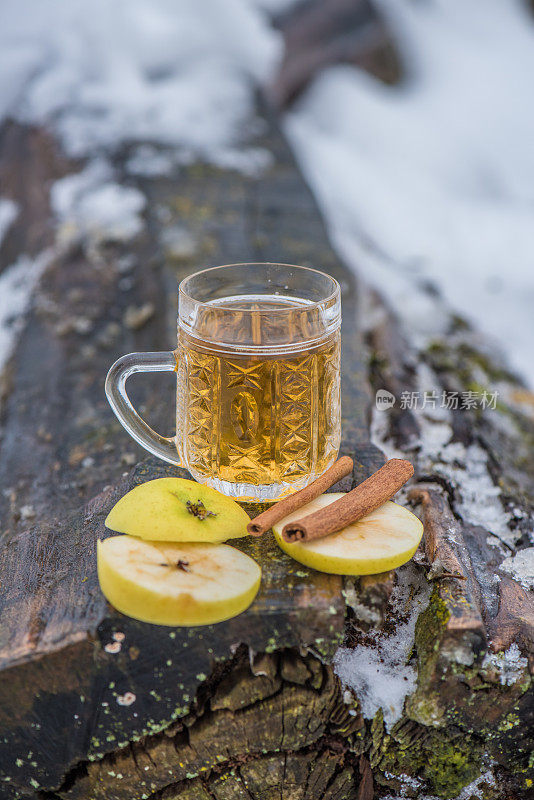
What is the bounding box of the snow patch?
[500,547,534,591]
[334,563,430,730]
[286,0,534,386]
[0,251,52,373]
[482,643,528,686]
[372,360,517,549]
[250,0,298,12]
[382,772,423,799]
[0,0,281,170]
[125,145,177,178]
[382,767,495,800]
[453,445,513,542]
[51,161,146,245]
[0,0,285,376]
[429,439,515,548]
[0,199,18,247]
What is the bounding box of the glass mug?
[106,263,341,502]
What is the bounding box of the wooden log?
[0,109,384,799]
[1,18,534,796]
[60,650,361,800]
[409,485,486,648]
[488,576,534,659]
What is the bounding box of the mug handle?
[105,351,183,466]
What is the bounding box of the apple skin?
[273,495,423,575]
[105,478,250,543]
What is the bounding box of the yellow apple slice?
[273,493,423,575]
[97,535,261,626]
[105,478,249,542]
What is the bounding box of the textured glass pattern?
[176,334,341,491]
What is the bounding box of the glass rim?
[178,262,340,312]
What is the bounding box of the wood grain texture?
[409,485,486,644]
[488,576,534,658]
[60,650,360,800]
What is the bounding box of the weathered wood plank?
[0,107,382,798]
[410,485,486,644]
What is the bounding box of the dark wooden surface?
[0,106,383,798]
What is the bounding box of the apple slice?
[273,493,423,575]
[105,478,249,542]
[97,535,261,626]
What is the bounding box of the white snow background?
[286,0,534,387]
[0,0,281,163]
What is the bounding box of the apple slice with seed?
[105,478,249,542]
[97,536,261,626]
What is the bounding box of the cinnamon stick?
[282,458,414,543]
[247,456,353,536]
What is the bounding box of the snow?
[0,1,287,383]
[373,401,515,547]
[382,767,495,800]
[250,0,297,12]
[372,360,520,550]
[125,146,176,179]
[382,772,423,799]
[430,439,516,548]
[286,0,534,387]
[50,161,146,246]
[1,0,533,389]
[0,0,281,168]
[500,547,534,591]
[334,563,431,730]
[0,0,283,274]
[0,251,52,373]
[482,642,528,686]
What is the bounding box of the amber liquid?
[176,297,341,498]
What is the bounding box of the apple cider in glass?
[106,263,341,503]
[176,295,341,499]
